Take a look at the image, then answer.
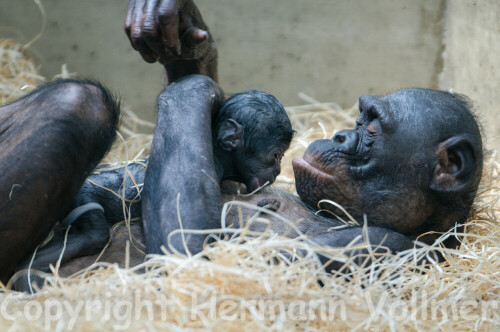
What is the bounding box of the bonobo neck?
[405,200,466,249]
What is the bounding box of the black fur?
[13,79,293,291]
[0,79,120,284]
[214,90,294,156]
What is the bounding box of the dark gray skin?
[3,0,483,291]
[125,1,483,260]
[56,184,414,278]
[13,89,292,292]
[143,76,472,258]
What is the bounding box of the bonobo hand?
[124,0,216,65]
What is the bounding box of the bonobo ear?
[217,119,243,151]
[430,136,478,193]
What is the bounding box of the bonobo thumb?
[182,26,208,48]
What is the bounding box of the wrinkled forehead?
[365,89,482,153]
[378,89,472,135]
[357,89,444,132]
[381,89,447,119]
[357,89,476,151]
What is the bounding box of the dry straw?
[0,38,498,331]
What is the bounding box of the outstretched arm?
[142,75,225,255]
[311,226,416,272]
[124,0,218,84]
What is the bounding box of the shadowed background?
[0,0,498,150]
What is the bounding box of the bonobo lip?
[246,176,268,193]
[292,157,334,180]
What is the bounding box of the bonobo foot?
[13,213,111,293]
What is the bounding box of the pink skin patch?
[292,157,336,181]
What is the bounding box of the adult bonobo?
[12,89,293,292]
[125,0,483,258]
[0,0,484,286]
[141,79,483,258]
[293,90,483,249]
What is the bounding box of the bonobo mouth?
[292,154,355,210]
[246,176,269,193]
[292,157,335,180]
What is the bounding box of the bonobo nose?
[332,129,359,152]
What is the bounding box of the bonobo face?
[239,141,290,192]
[214,89,294,193]
[293,89,483,237]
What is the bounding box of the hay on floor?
[0,39,44,105]
[0,38,499,331]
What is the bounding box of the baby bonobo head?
[213,90,294,192]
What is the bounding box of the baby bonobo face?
[215,89,294,192]
[239,141,290,192]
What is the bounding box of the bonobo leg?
[13,209,111,292]
[0,79,119,283]
[14,163,146,292]
[142,74,224,255]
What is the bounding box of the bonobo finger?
[142,0,165,62]
[133,34,158,63]
[158,0,181,56]
[128,0,157,62]
[182,26,208,48]
[124,0,140,49]
[124,0,135,37]
[128,0,145,49]
[138,45,158,63]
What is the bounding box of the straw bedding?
[0,39,498,331]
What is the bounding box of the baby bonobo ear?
[430,136,478,193]
[217,119,244,151]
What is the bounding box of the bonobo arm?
[124,0,218,84]
[311,226,415,272]
[142,75,224,255]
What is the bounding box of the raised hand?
[125,0,218,82]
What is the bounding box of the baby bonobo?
[14,90,293,292]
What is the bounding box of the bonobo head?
[293,89,483,244]
[213,90,294,192]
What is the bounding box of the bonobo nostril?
[332,129,359,152]
[334,134,346,143]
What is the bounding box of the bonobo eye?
[271,152,284,165]
[366,119,379,135]
[356,113,377,129]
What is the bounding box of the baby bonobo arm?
[142,75,225,255]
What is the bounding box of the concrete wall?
[0,0,445,125]
[439,0,500,152]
